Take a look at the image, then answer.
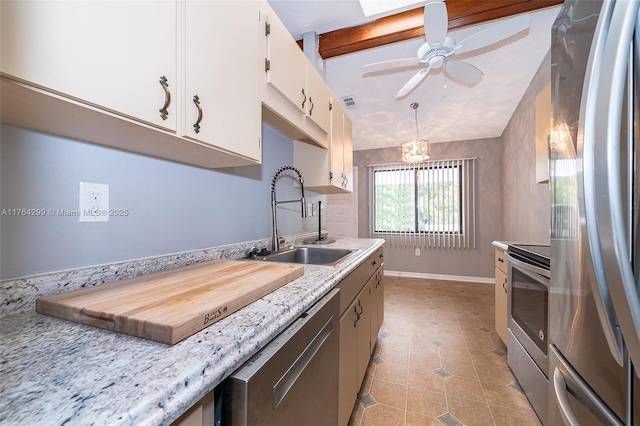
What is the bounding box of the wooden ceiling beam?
[314,0,563,59]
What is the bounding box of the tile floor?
[348,276,542,426]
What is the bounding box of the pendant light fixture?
[400,102,431,163]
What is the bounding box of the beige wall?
[500,51,551,244]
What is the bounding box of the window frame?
[372,163,464,235]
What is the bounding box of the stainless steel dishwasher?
[222,288,339,426]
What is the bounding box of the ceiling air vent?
[341,95,357,110]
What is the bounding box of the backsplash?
[0,231,325,317]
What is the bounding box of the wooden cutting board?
[36,260,304,344]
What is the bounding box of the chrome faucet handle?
[245,247,259,258]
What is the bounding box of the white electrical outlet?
[79,182,109,223]
[415,248,421,256]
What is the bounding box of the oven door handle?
[506,253,550,280]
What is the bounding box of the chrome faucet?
[271,166,308,252]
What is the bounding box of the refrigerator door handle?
[592,0,640,375]
[578,0,625,366]
[553,367,580,426]
[551,345,626,426]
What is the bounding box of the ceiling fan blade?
[423,1,448,47]
[363,58,421,74]
[416,41,431,59]
[396,67,431,99]
[444,60,483,85]
[453,14,530,55]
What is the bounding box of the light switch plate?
[79,182,109,223]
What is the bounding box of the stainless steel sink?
[254,247,353,266]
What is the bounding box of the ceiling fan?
[363,1,531,99]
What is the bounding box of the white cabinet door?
[495,267,508,344]
[305,66,331,134]
[0,1,177,131]
[339,304,359,426]
[330,105,353,192]
[265,9,306,114]
[183,1,261,161]
[377,268,385,330]
[368,274,379,355]
[342,113,354,192]
[331,104,345,190]
[355,285,371,385]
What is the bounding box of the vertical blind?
[368,158,477,248]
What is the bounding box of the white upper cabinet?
[1,1,178,132]
[294,102,353,194]
[0,1,264,169]
[260,3,330,149]
[330,104,353,192]
[265,9,307,115]
[341,112,354,192]
[183,1,261,161]
[305,67,332,135]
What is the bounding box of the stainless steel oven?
[506,244,550,425]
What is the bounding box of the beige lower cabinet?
[494,248,509,345]
[171,391,214,426]
[174,246,385,426]
[375,267,385,332]
[338,248,384,426]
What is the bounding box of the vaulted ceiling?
[269,0,562,151]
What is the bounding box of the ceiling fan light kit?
[363,1,531,99]
[401,102,431,163]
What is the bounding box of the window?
[369,158,476,248]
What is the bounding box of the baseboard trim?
[384,270,494,284]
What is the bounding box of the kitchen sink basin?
[254,247,353,266]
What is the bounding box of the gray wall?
[0,124,323,279]
[352,51,552,279]
[500,51,551,243]
[353,137,501,279]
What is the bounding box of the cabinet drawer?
[495,248,508,274]
[368,247,384,278]
[336,261,368,315]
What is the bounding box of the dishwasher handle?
[272,316,333,408]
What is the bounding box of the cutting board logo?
[204,306,228,325]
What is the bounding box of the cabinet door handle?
[498,257,504,263]
[159,76,170,121]
[192,95,202,134]
[309,97,314,115]
[353,304,360,327]
[503,278,507,294]
[301,88,306,110]
[372,260,377,266]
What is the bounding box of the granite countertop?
[0,237,384,426]
[492,240,509,251]
[492,240,550,252]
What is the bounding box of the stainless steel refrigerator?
[549,0,639,425]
